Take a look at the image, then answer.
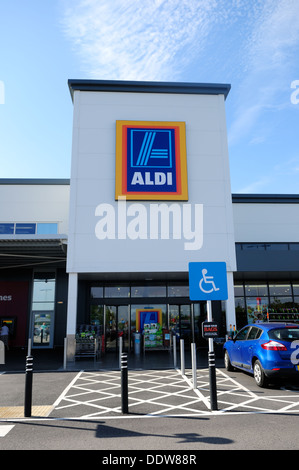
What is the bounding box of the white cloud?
[61,0,299,85]
[61,0,268,82]
[61,0,219,81]
[246,0,299,71]
[236,155,299,194]
[228,0,299,145]
[237,176,273,194]
[61,0,299,195]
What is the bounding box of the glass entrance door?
[169,304,192,347]
[105,306,117,352]
[32,312,53,347]
[105,305,129,353]
[31,272,56,349]
[118,305,129,351]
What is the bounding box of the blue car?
[223,323,299,387]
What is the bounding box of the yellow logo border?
[115,120,188,201]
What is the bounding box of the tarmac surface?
[2,347,299,451]
[1,347,299,421]
[0,347,215,418]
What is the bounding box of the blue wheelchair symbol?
[199,269,220,294]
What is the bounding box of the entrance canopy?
[0,236,67,269]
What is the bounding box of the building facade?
[0,179,69,349]
[0,80,299,359]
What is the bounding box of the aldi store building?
[0,80,299,362]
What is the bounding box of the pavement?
[0,345,215,373]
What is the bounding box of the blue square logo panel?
[115,120,188,201]
[189,262,228,301]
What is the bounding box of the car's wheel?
[224,350,234,371]
[253,360,268,387]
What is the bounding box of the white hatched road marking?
[0,425,15,437]
[50,368,299,419]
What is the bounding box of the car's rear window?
[268,327,299,342]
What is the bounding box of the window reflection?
[234,284,244,296]
[270,297,293,310]
[32,272,55,347]
[168,284,189,297]
[235,281,299,327]
[90,287,103,299]
[269,284,291,296]
[104,286,130,298]
[131,286,166,297]
[245,284,268,297]
[246,298,267,323]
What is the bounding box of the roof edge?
[68,79,231,101]
[232,194,299,204]
[0,179,70,185]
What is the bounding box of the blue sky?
[0,0,299,194]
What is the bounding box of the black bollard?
[24,355,33,417]
[121,353,128,414]
[208,350,218,411]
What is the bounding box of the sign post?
[189,262,228,411]
[206,300,218,410]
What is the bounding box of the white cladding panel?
[0,184,69,234]
[233,203,299,242]
[67,90,236,273]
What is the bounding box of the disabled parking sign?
[188,262,228,301]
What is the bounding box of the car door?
[229,326,251,368]
[241,326,262,371]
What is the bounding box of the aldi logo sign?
[115,121,188,200]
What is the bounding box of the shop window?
[36,223,58,234]
[292,285,299,295]
[269,284,292,296]
[32,274,55,306]
[0,223,14,234]
[168,284,189,297]
[269,296,293,310]
[234,284,244,296]
[31,272,56,348]
[294,297,299,309]
[235,297,245,313]
[235,297,248,330]
[246,298,268,323]
[90,305,104,327]
[15,223,35,234]
[104,286,130,298]
[90,287,104,299]
[131,304,167,347]
[245,284,268,297]
[0,222,58,235]
[131,285,166,297]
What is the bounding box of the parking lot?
[51,368,299,419]
[1,345,299,422]
[4,366,292,420]
[1,363,299,450]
